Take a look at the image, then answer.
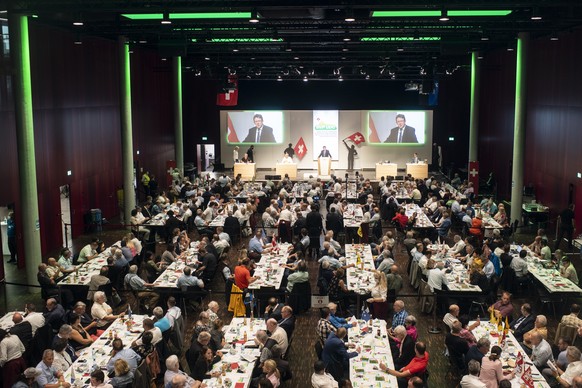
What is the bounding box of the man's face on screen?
[254,117,263,128]
[396,117,406,128]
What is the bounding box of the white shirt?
[91,302,113,327]
[270,327,289,356]
[311,372,339,388]
[460,374,486,388]
[279,209,293,222]
[24,312,45,335]
[427,268,448,292]
[450,240,466,254]
[0,335,25,367]
[135,327,162,346]
[561,360,582,385]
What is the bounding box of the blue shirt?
[249,237,264,253]
[322,332,358,369]
[107,348,141,373]
[154,316,171,333]
[392,309,409,329]
[36,361,57,386]
[329,314,352,329]
[177,274,204,289]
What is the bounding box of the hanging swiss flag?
[294,137,307,160]
[346,132,365,145]
[468,161,479,196]
[216,75,238,106]
[227,114,239,143]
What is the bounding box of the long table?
[203,317,265,388]
[63,315,145,385]
[248,243,290,290]
[426,244,482,293]
[153,246,201,289]
[343,205,363,228]
[348,318,398,388]
[58,243,120,287]
[403,204,434,229]
[345,244,375,295]
[471,321,550,388]
[510,245,582,294]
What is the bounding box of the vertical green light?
[468,51,480,162]
[510,32,528,225]
[173,56,184,174]
[119,37,135,225]
[9,14,43,285]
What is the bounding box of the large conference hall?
[1,2,582,388]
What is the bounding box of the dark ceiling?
[7,1,582,82]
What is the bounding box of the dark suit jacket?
[9,321,33,346]
[278,315,296,340]
[264,304,284,321]
[394,334,415,370]
[510,314,536,342]
[318,150,332,158]
[325,212,343,236]
[306,210,323,236]
[243,126,276,143]
[384,126,418,143]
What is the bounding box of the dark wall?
[0,21,174,262]
[478,29,582,228]
[182,76,471,169]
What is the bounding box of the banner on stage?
[312,110,339,160]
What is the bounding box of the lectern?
[318,157,331,177]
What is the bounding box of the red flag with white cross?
[468,161,479,196]
[294,137,307,160]
[346,132,365,145]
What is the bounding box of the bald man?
[9,312,33,346]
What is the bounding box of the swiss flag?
[216,75,238,106]
[227,114,239,143]
[521,365,534,388]
[468,161,479,196]
[346,132,365,145]
[294,137,307,160]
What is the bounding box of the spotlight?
[161,12,172,24]
[249,9,259,23]
[550,33,559,41]
[439,10,449,22]
[531,8,542,21]
[303,76,308,82]
[277,75,282,82]
[344,8,355,22]
[338,75,344,82]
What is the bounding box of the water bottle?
[127,305,132,320]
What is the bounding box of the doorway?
[0,206,11,261]
[60,184,72,248]
[196,144,216,172]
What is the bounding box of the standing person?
[247,145,255,162]
[384,114,418,143]
[284,143,295,159]
[555,204,576,251]
[318,146,332,158]
[141,171,150,197]
[343,141,357,171]
[233,146,239,163]
[243,114,276,143]
[6,211,16,264]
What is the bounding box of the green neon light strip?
[122,12,252,20]
[208,38,283,43]
[372,10,512,18]
[372,11,440,17]
[448,10,512,17]
[369,25,473,30]
[361,37,441,41]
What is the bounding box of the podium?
[276,163,297,179]
[406,163,428,179]
[234,163,256,180]
[375,163,398,180]
[318,157,331,177]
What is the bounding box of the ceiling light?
[285,43,292,52]
[342,45,349,52]
[161,58,167,61]
[73,21,83,26]
[74,38,83,45]
[397,47,404,52]
[365,75,370,80]
[277,76,282,82]
[161,12,172,24]
[439,10,449,22]
[550,33,559,41]
[477,54,484,60]
[303,76,308,82]
[507,45,514,51]
[293,56,300,60]
[255,69,262,76]
[232,47,239,52]
[338,76,344,82]
[413,31,420,41]
[480,35,489,41]
[343,36,351,42]
[204,57,210,60]
[345,8,355,22]
[531,8,542,21]
[249,9,259,23]
[138,39,147,44]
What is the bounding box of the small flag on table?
[357,226,363,237]
[521,365,534,388]
[294,137,307,160]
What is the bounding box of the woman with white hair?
[91,291,123,328]
[164,355,201,387]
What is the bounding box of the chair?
[287,281,311,314]
[418,280,435,314]
[538,288,562,320]
[409,262,421,290]
[97,283,114,305]
[314,340,323,360]
[554,323,578,346]
[370,301,390,320]
[179,286,208,319]
[359,222,369,244]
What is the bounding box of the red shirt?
[403,351,429,377]
[392,213,409,229]
[234,265,251,290]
